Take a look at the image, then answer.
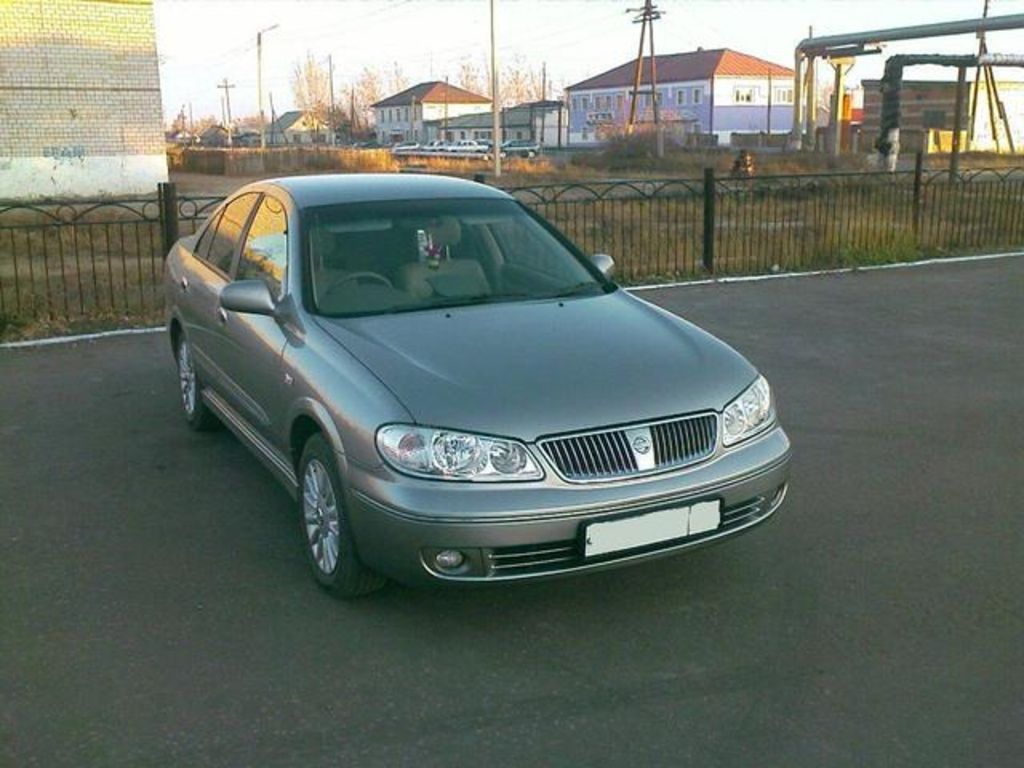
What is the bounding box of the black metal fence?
[506,164,1024,282]
[0,189,219,330]
[2,164,1023,335]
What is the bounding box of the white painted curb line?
[628,250,1024,291]
[1,326,162,350]
[3,250,1021,350]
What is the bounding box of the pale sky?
[154,0,1024,121]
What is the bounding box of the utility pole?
[490,0,501,177]
[257,24,278,149]
[350,86,357,136]
[328,54,336,145]
[218,78,235,147]
[626,0,664,156]
[269,91,280,144]
[540,61,547,145]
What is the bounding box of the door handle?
[217,308,228,324]
[179,275,188,292]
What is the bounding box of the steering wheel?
[324,271,393,296]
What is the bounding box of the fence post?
[158,181,179,255]
[702,167,715,273]
[912,151,923,239]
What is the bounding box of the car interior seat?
[396,217,491,299]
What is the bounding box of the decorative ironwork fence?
[0,190,220,329]
[505,165,1024,282]
[2,164,1023,334]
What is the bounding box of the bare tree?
[351,66,384,128]
[387,62,409,95]
[291,51,331,125]
[455,56,487,96]
[501,55,544,107]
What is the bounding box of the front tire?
[299,435,386,598]
[176,334,219,431]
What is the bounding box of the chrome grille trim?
[539,413,718,483]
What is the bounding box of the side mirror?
[220,279,276,316]
[591,253,615,279]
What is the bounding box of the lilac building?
[565,48,794,145]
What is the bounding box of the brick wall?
[0,0,168,198]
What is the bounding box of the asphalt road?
[2,258,1022,767]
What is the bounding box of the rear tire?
[175,334,219,431]
[298,435,386,598]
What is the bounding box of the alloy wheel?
[303,459,341,575]
[178,339,196,416]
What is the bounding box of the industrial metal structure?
[788,13,1024,159]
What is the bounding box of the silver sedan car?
[165,174,790,597]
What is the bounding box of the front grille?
[539,413,718,482]
[484,492,777,577]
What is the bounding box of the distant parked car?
[503,139,541,158]
[421,140,448,153]
[164,174,790,597]
[446,139,490,157]
[390,141,420,155]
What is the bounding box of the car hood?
[316,291,756,441]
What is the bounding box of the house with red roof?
[372,81,491,145]
[565,48,794,146]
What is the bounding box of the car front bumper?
[344,426,791,586]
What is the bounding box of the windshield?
[303,198,611,317]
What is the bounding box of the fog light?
[434,549,465,570]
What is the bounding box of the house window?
[676,89,687,105]
[693,88,703,105]
[572,97,579,111]
[773,87,794,104]
[616,93,624,111]
[516,130,523,139]
[733,87,756,104]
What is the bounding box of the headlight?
[722,375,774,447]
[376,425,543,481]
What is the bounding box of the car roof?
[258,173,511,208]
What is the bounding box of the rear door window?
[194,210,223,261]
[203,193,259,275]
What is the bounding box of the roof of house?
[372,81,490,108]
[566,48,794,91]
[424,102,559,130]
[268,110,308,133]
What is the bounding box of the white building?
[372,82,491,145]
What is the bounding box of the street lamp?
[490,0,501,177]
[257,23,280,149]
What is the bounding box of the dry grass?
[3,167,1023,341]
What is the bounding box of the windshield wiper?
[545,282,605,300]
[386,293,531,314]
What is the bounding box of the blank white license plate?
[584,500,721,558]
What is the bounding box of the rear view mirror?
[591,253,615,279]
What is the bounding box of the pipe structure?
[796,14,1024,55]
[875,53,1024,170]
[790,14,1024,148]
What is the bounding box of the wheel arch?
[288,399,347,474]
